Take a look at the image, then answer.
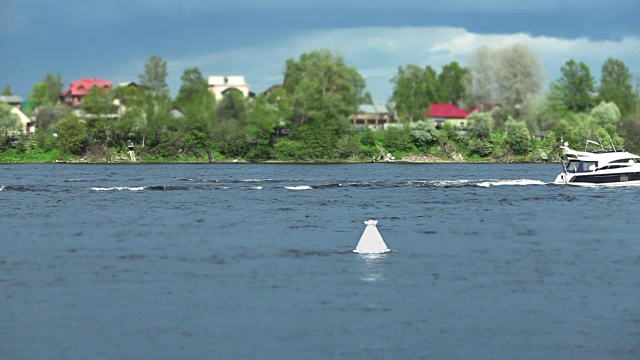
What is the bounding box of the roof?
[425,104,469,119]
[358,104,389,114]
[118,81,138,88]
[170,106,185,118]
[61,78,113,97]
[263,84,282,94]
[0,95,23,103]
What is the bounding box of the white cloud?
[119,27,640,102]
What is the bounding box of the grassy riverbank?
[0,147,552,164]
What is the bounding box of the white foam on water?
[285,185,313,190]
[432,179,476,187]
[0,186,4,191]
[252,186,264,190]
[476,179,547,187]
[91,187,146,191]
[243,179,272,182]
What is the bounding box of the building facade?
[208,76,252,101]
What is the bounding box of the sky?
[1,0,639,103]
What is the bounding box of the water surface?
[1,163,639,359]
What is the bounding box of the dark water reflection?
[1,163,639,359]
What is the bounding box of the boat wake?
[475,179,547,187]
[91,187,146,191]
[0,179,552,193]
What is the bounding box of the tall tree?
[29,83,50,108]
[82,86,116,145]
[438,61,471,107]
[424,66,443,105]
[598,58,636,116]
[44,73,63,104]
[139,55,169,97]
[467,46,496,108]
[175,67,209,109]
[390,64,428,119]
[29,73,63,107]
[494,44,545,114]
[2,85,13,96]
[111,85,148,145]
[216,89,247,126]
[390,65,441,120]
[550,59,595,112]
[283,49,365,127]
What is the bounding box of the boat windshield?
[566,160,597,173]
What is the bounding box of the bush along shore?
[0,125,558,164]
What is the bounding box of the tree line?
[1,45,639,163]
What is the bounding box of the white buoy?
[353,220,390,254]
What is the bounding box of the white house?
[208,76,252,101]
[11,107,35,134]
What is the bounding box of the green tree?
[598,58,636,116]
[82,86,117,145]
[410,120,439,151]
[590,101,621,129]
[34,104,68,131]
[83,86,114,116]
[174,67,216,145]
[504,118,531,155]
[29,73,63,107]
[2,85,13,96]
[467,111,493,141]
[550,59,595,112]
[175,67,209,110]
[383,126,413,154]
[283,49,365,129]
[29,83,50,108]
[467,46,495,107]
[438,61,471,107]
[466,111,494,156]
[620,117,640,153]
[390,65,442,120]
[111,85,147,145]
[216,89,247,126]
[142,93,173,149]
[424,66,443,105]
[139,55,169,97]
[0,103,21,146]
[494,44,545,118]
[54,114,87,155]
[44,73,63,104]
[247,95,280,137]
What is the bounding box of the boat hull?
[555,171,640,185]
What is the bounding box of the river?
[1,163,638,359]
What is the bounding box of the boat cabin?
[566,160,597,173]
[566,158,640,173]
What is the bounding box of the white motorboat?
[554,141,640,185]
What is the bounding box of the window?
[567,160,597,173]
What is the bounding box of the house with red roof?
[60,78,113,106]
[424,103,471,131]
